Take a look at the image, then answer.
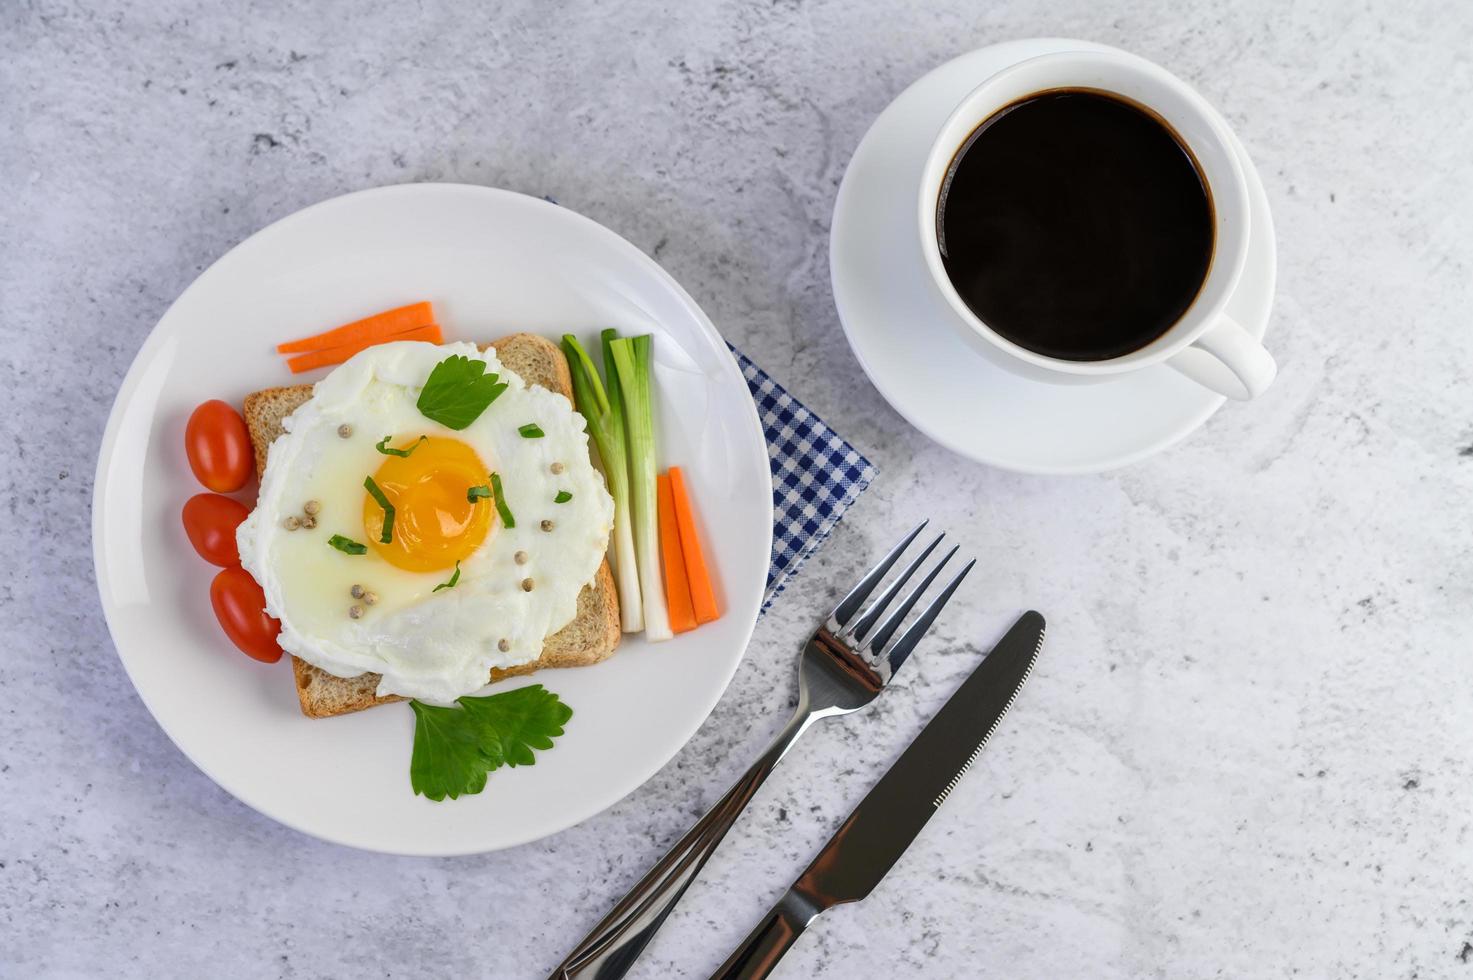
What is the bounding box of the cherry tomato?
[210,566,283,663]
[182,493,249,566]
[186,400,253,492]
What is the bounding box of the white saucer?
[830,39,1276,474]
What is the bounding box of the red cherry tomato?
[210,567,283,663]
[182,493,250,566]
[186,400,253,492]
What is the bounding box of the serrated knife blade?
[710,611,1045,980]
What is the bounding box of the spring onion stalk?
[609,334,672,642]
[599,328,636,618]
[563,333,644,632]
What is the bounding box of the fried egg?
[236,341,614,702]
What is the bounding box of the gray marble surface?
[5,0,1472,977]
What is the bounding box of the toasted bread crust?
[246,334,620,717]
[243,385,313,478]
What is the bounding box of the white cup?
[916,49,1276,400]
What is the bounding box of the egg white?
[236,341,614,702]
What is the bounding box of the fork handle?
[549,707,819,980]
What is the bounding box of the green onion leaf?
[376,435,428,457]
[363,475,395,544]
[466,483,491,503]
[601,329,626,443]
[554,490,573,504]
[490,472,515,528]
[517,423,545,438]
[328,534,367,556]
[433,560,462,593]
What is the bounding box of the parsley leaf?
[416,355,508,430]
[407,685,573,801]
[408,701,502,802]
[466,483,491,503]
[517,422,545,438]
[363,475,394,544]
[376,435,428,457]
[457,685,574,767]
[432,560,461,593]
[328,534,367,555]
[554,490,572,503]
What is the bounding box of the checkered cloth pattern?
[730,347,877,610]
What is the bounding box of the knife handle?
[709,891,819,980]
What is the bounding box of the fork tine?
[829,520,928,629]
[864,544,958,654]
[843,533,945,642]
[880,557,976,673]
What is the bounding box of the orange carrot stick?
[285,323,443,374]
[276,302,435,354]
[668,466,719,624]
[658,473,697,634]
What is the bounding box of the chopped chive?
[554,490,573,503]
[363,475,395,544]
[517,423,545,438]
[376,435,428,457]
[328,534,367,556]
[432,560,461,593]
[490,472,515,528]
[466,484,491,503]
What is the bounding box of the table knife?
[710,610,1045,980]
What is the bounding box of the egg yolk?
[364,436,493,573]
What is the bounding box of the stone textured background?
[4,1,1472,977]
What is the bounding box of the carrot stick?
[668,466,719,624]
[658,473,697,634]
[285,323,443,374]
[276,302,435,354]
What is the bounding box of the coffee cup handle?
[1166,314,1277,401]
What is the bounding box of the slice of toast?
[242,334,620,718]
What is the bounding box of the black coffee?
[936,89,1213,361]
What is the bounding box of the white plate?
[92,184,773,855]
[831,39,1277,474]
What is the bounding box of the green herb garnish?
[554,490,573,503]
[376,435,428,457]
[416,355,508,430]
[408,685,574,801]
[328,534,367,555]
[407,701,497,801]
[363,475,395,544]
[457,686,573,767]
[432,560,461,593]
[517,423,545,438]
[490,472,515,528]
[466,484,491,503]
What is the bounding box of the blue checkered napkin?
[729,347,878,609]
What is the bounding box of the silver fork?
[549,521,975,980]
